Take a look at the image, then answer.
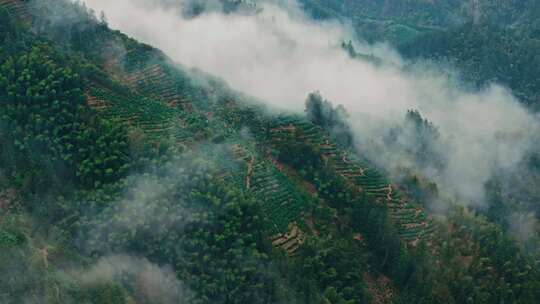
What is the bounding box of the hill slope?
[300,0,540,109]
[1,1,539,303]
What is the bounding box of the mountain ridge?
[1,1,539,303]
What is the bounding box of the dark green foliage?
[0,212,26,248]
[0,6,18,42]
[341,40,382,65]
[299,0,462,44]
[0,44,131,191]
[31,0,128,65]
[384,109,445,170]
[250,159,312,234]
[399,24,540,109]
[76,282,128,304]
[1,1,539,303]
[80,153,293,304]
[305,92,353,148]
[296,237,370,304]
[302,1,540,109]
[300,0,539,43]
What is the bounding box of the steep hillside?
[1,1,539,304]
[299,0,539,42]
[300,0,540,109]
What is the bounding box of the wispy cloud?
[80,0,540,208]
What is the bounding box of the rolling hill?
[1,1,539,303]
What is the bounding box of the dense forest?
[1,0,539,303]
[301,0,540,110]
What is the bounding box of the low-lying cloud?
[68,254,190,304]
[80,0,540,207]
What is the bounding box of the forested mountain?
[0,1,539,304]
[300,0,540,109]
[300,0,540,41]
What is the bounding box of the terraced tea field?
[269,115,434,244]
[232,144,311,241]
[86,40,435,247]
[0,0,31,22]
[271,224,306,256]
[121,49,211,111]
[82,26,435,248]
[125,64,188,107]
[87,86,192,144]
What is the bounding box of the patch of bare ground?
[271,224,306,256]
[0,188,17,211]
[363,272,395,304]
[268,156,318,195]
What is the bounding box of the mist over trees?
[1,0,540,304]
[385,109,445,171]
[305,91,353,148]
[300,0,540,111]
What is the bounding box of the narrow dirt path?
[342,153,365,176]
[386,185,393,201]
[246,155,254,190]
